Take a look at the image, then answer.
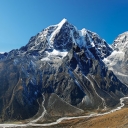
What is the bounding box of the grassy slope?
[43,107,128,128]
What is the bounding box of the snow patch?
[0,52,5,54]
[41,57,50,61]
[50,49,68,57]
[41,49,68,61]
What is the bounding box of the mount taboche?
[0,19,128,124]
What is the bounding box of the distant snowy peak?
[104,31,128,72]
[104,31,128,86]
[112,31,128,51]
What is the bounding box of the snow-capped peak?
[81,28,87,35]
[16,18,113,60]
[58,18,68,26]
[104,31,128,84]
[112,31,128,51]
[49,18,68,44]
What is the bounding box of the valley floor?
[1,107,128,128]
[51,107,128,128]
[0,98,128,128]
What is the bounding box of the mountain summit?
[1,19,113,61]
[0,19,128,123]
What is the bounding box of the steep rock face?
[65,45,128,108]
[0,57,42,121]
[0,19,127,123]
[104,32,128,85]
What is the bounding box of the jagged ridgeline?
[0,19,128,122]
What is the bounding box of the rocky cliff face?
[0,19,128,123]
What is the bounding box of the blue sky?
[0,0,128,52]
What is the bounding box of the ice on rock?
[49,18,68,44]
[77,29,87,47]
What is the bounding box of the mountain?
[0,19,128,123]
[104,31,128,85]
[0,19,113,60]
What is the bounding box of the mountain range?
[0,19,128,124]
